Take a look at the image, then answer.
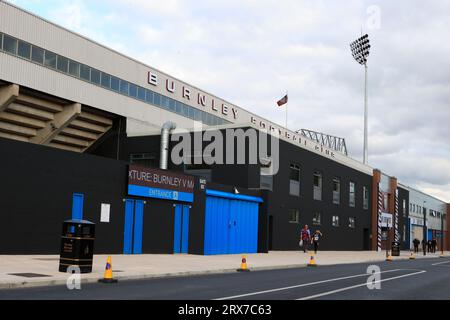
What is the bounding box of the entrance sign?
[128,165,195,202]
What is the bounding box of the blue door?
[173,204,190,254]
[204,190,262,255]
[123,199,145,254]
[71,193,84,220]
[133,200,145,254]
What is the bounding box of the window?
[288,209,300,224]
[90,68,101,85]
[110,76,120,91]
[363,186,369,210]
[137,87,146,101]
[349,217,356,228]
[101,72,111,88]
[68,60,80,77]
[349,182,356,207]
[145,89,153,103]
[3,34,17,54]
[56,55,68,73]
[332,215,340,227]
[17,41,31,59]
[289,164,300,196]
[120,80,129,95]
[0,33,3,50]
[80,64,90,81]
[31,46,44,64]
[169,98,176,111]
[153,92,161,105]
[260,166,273,191]
[129,83,138,98]
[130,153,157,168]
[313,171,322,201]
[313,212,322,225]
[43,50,56,68]
[332,177,340,204]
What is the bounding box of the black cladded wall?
[110,128,372,252]
[267,138,373,251]
[112,127,373,251]
[398,186,410,250]
[0,137,203,255]
[0,137,127,254]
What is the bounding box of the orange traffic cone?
[409,251,416,260]
[307,252,317,267]
[98,256,118,283]
[386,251,393,262]
[237,255,250,272]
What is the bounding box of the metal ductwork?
[159,121,176,170]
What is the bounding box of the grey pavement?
[0,250,447,290]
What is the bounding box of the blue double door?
[123,199,145,254]
[173,204,190,254]
[204,191,261,255]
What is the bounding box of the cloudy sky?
[8,0,450,201]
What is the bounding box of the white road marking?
[296,270,427,300]
[431,260,450,266]
[215,269,406,300]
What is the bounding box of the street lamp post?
[423,201,427,256]
[350,34,371,165]
[441,212,445,257]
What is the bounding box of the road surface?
[1,257,449,300]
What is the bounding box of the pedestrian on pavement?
[432,238,437,253]
[421,239,427,255]
[300,225,311,253]
[312,230,323,254]
[427,240,432,253]
[413,238,420,253]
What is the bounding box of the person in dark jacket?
[421,239,427,255]
[312,230,323,254]
[427,240,432,253]
[431,238,437,253]
[412,238,420,253]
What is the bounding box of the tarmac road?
[0,257,449,300]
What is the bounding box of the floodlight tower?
[350,34,371,165]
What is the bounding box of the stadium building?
[0,1,448,254]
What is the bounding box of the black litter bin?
[59,219,95,273]
[391,241,401,257]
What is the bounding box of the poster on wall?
[128,165,195,202]
[100,203,111,222]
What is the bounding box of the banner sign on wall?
[128,165,195,202]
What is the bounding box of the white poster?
[100,203,111,223]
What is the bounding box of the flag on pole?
[277,94,288,107]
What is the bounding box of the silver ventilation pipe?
[159,121,176,170]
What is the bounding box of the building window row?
[289,163,368,209]
[288,210,356,229]
[0,32,230,127]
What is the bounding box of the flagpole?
[285,90,288,129]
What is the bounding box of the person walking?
[421,239,427,256]
[431,238,437,253]
[413,238,420,253]
[300,225,311,253]
[427,240,432,253]
[312,230,323,254]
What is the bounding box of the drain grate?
[8,273,52,278]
